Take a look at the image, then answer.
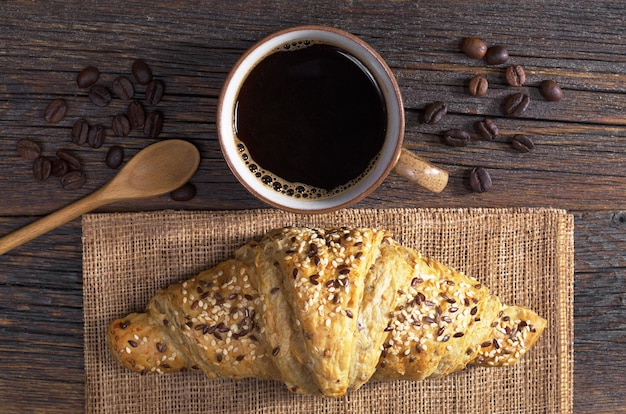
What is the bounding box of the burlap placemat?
[83,208,574,414]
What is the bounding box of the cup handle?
[393,147,448,193]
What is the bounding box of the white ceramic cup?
[217,25,448,213]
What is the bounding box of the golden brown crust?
[107,227,547,397]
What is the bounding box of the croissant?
[108,227,546,397]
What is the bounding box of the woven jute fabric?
[83,208,574,414]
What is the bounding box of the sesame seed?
[272,347,280,356]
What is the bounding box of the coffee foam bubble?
[235,140,380,200]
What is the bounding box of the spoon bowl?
[0,139,200,255]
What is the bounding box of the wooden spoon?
[0,139,200,255]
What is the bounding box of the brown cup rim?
[217,25,404,214]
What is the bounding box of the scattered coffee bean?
[105,145,124,169]
[170,182,197,201]
[144,111,163,139]
[112,76,135,100]
[502,92,530,117]
[127,100,146,128]
[474,118,499,141]
[460,37,488,59]
[469,166,492,193]
[61,170,86,190]
[111,114,131,137]
[485,45,509,65]
[132,60,153,85]
[539,79,563,101]
[468,75,488,96]
[16,139,41,160]
[33,156,52,181]
[71,118,90,145]
[76,66,100,88]
[441,129,471,147]
[145,79,164,106]
[44,98,67,124]
[505,65,526,87]
[51,158,70,177]
[88,125,106,149]
[423,101,447,124]
[56,149,82,170]
[511,134,535,153]
[88,84,112,107]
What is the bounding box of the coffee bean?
[475,118,499,141]
[88,84,112,107]
[127,100,146,128]
[511,134,535,153]
[170,182,197,201]
[16,139,41,160]
[33,156,52,181]
[539,79,563,101]
[76,66,100,88]
[485,45,509,65]
[505,65,526,87]
[468,75,488,96]
[105,145,124,169]
[441,129,471,147]
[88,125,106,149]
[423,101,447,124]
[132,60,153,85]
[460,37,488,59]
[112,76,135,100]
[56,149,81,170]
[51,158,70,177]
[469,167,492,193]
[111,114,131,137]
[502,93,530,117]
[145,79,164,106]
[61,170,86,190]
[71,118,89,145]
[44,98,67,124]
[144,111,163,139]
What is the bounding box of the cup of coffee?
[217,25,448,213]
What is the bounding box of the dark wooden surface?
[1,1,625,412]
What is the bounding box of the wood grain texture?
[0,0,625,412]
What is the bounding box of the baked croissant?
[108,227,546,397]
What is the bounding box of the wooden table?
[1,1,624,412]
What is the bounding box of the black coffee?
[234,42,387,196]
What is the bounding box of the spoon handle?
[0,191,107,255]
